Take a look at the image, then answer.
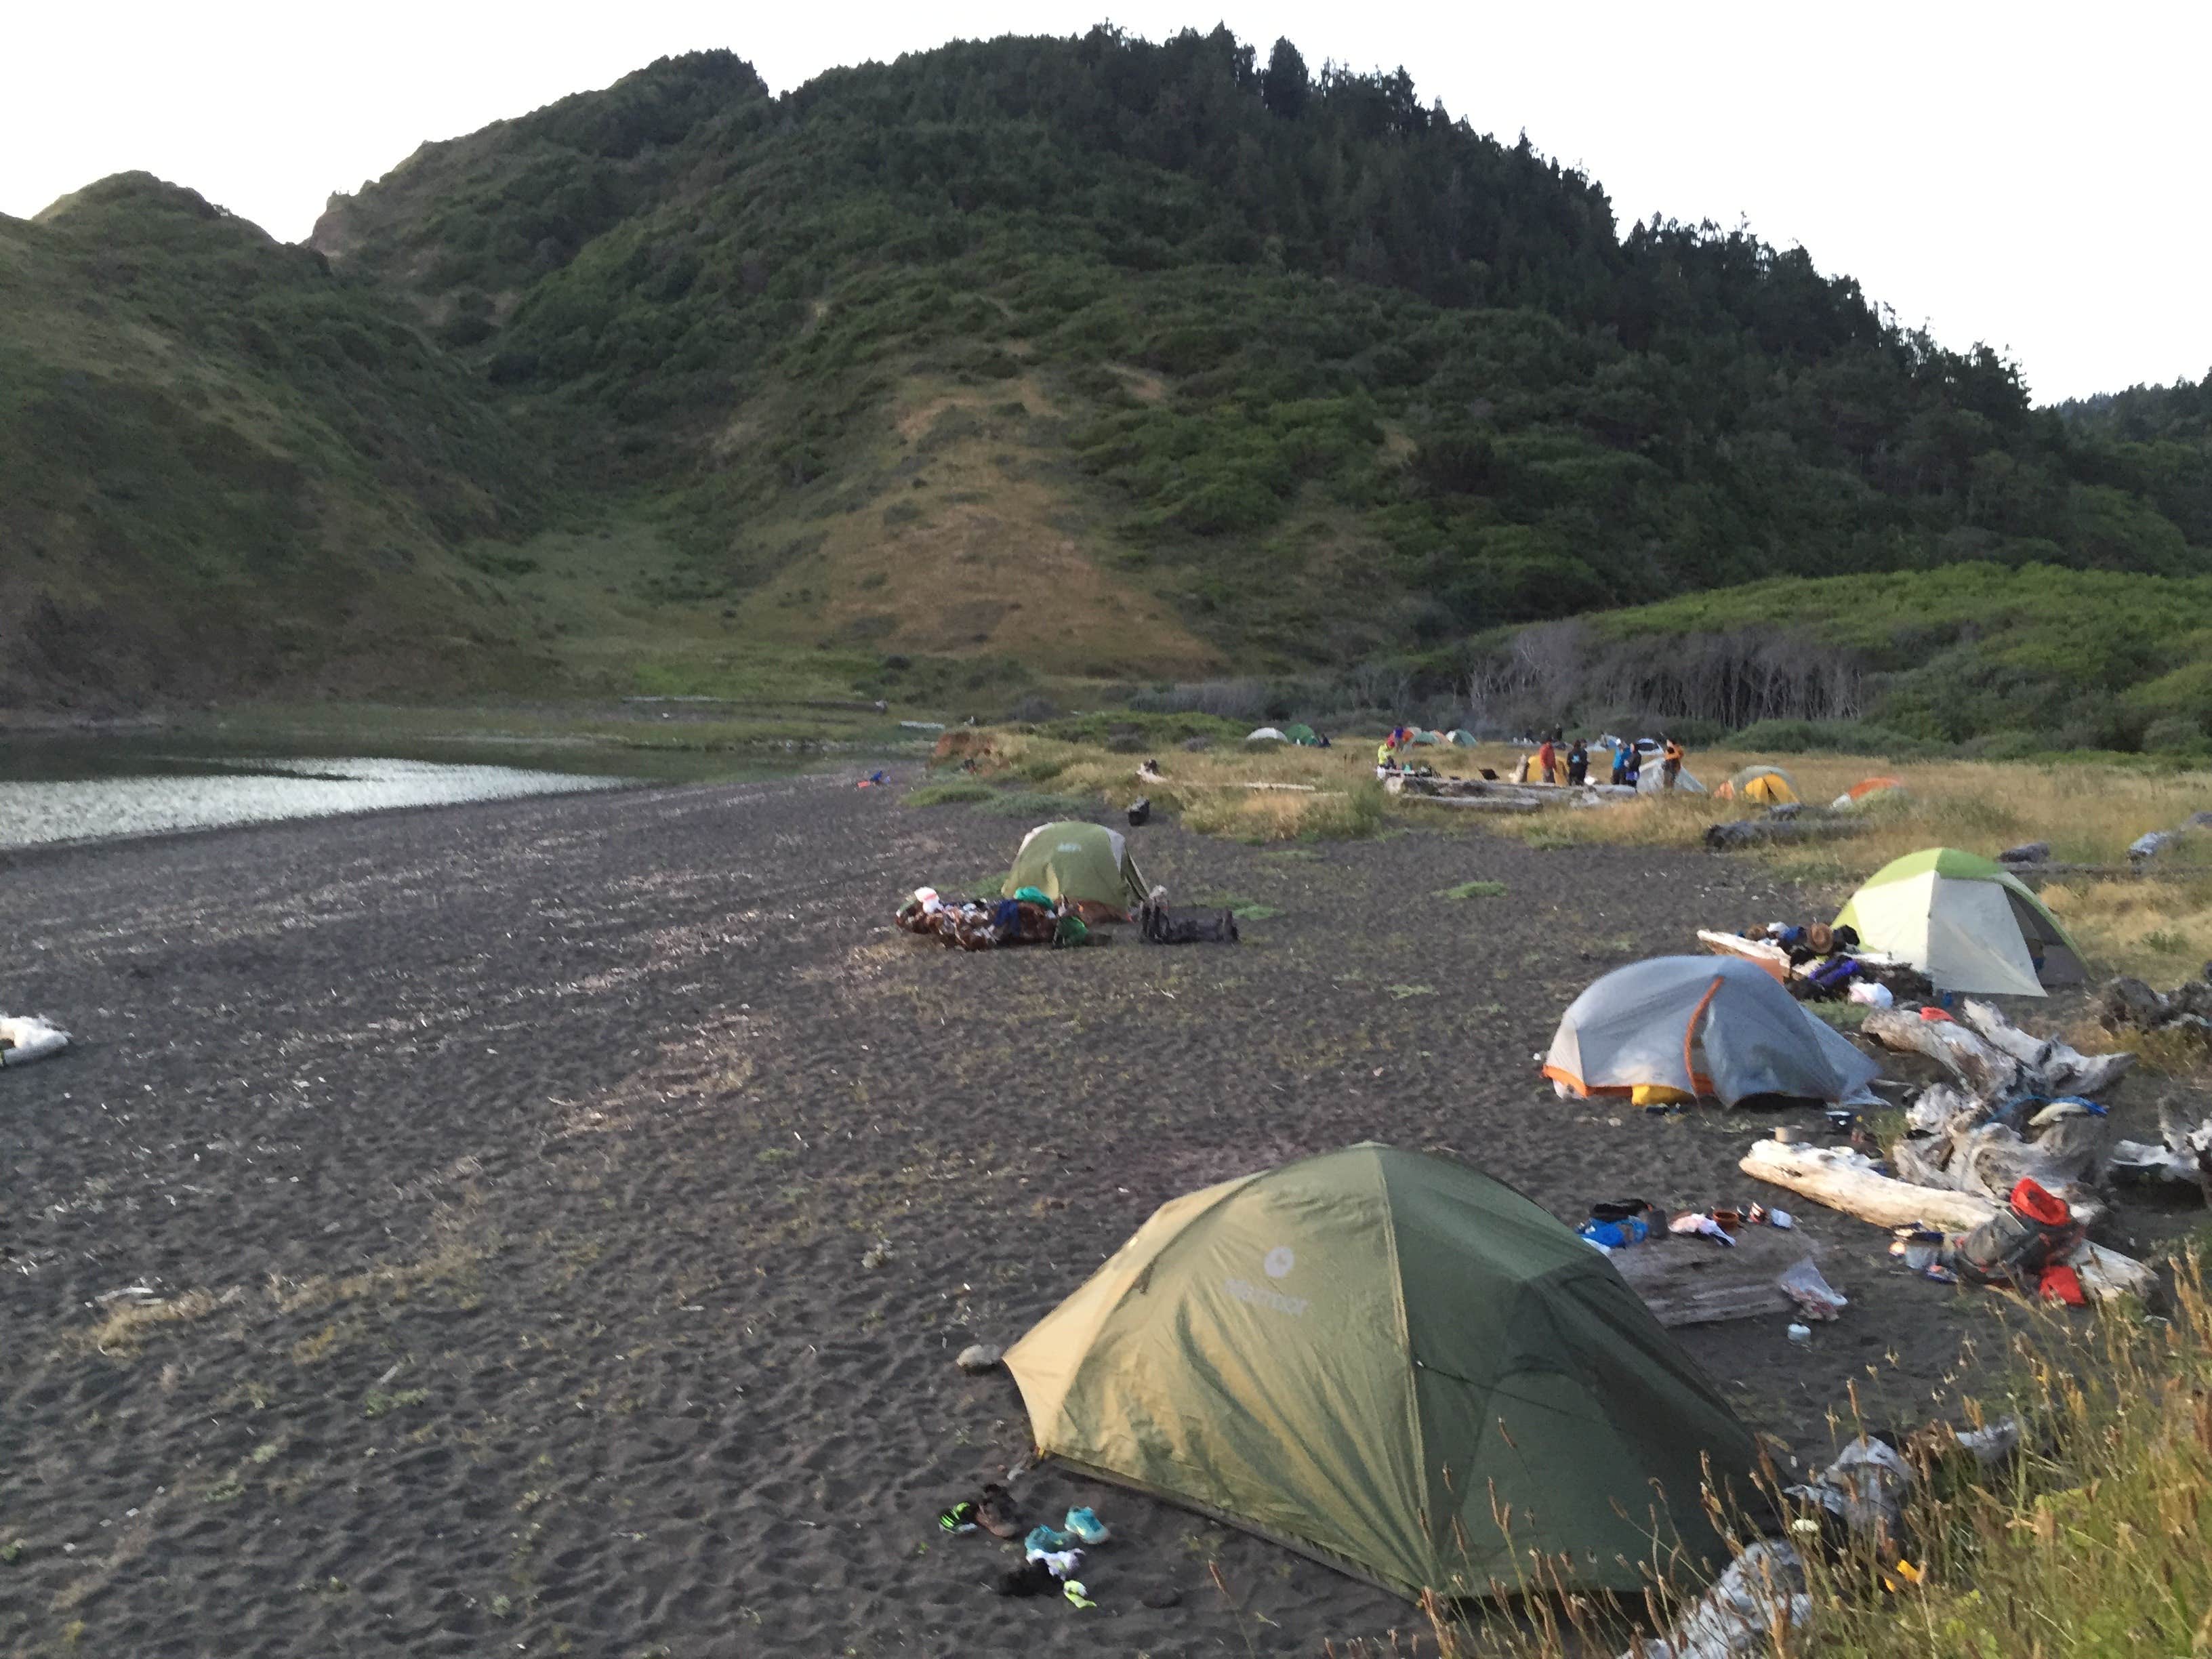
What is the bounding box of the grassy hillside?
[9,30,2211,710]
[310,31,2212,678]
[0,175,554,705]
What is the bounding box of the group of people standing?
[1532,731,1686,790]
[1373,724,1688,791]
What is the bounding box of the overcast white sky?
[5,2,2205,402]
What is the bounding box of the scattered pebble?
[956,1344,1002,1373]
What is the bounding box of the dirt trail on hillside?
[0,777,2098,1656]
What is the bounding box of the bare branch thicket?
[1464,624,1866,732]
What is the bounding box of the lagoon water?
[0,754,624,851]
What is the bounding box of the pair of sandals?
[939,1489,1111,1605]
[937,1481,1021,1539]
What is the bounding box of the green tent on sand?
[1005,1144,1760,1600]
[1003,820,1147,907]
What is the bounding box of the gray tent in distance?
[1544,956,1881,1107]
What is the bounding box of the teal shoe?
[1064,1507,1110,1545]
[1024,1523,1071,1555]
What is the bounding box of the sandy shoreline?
[0,774,2162,1656]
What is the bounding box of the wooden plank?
[1610,1226,1815,1328]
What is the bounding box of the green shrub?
[1037,711,1246,746]
[1728,718,1931,755]
[2142,715,2209,756]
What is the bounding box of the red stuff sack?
[2038,1264,2087,1307]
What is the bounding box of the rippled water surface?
[0,754,625,850]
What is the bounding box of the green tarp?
[1003,820,1145,907]
[1005,1144,1759,1600]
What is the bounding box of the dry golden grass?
[1498,747,2212,983]
[964,731,2212,980]
[729,371,1220,678]
[69,1288,226,1357]
[987,733,1379,841]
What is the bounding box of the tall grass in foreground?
[1411,1254,2212,1659]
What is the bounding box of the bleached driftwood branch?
[2110,1096,2212,1204]
[1740,1139,2147,1301]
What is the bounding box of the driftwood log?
[2097,973,2212,1036]
[1860,1008,2024,1101]
[1959,1000,2135,1097]
[1865,1000,2132,1200]
[1382,775,1631,811]
[1740,1139,1992,1231]
[1740,1139,2148,1300]
[1386,792,1542,813]
[1891,1113,2106,1210]
[1703,816,1862,851]
[2109,1094,2212,1204]
[2003,863,2210,883]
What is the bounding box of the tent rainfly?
[1544,956,1882,1107]
[1637,765,1706,795]
[1005,1144,1761,1600]
[1713,764,1798,804]
[1246,726,1288,743]
[1831,776,1906,810]
[1004,821,1147,908]
[1282,723,1320,745]
[1835,847,2086,997]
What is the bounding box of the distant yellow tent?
[1714,764,1799,805]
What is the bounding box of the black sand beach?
[1,775,2032,1656]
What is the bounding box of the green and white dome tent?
[1835,847,2087,998]
[1004,820,1148,908]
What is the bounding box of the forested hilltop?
[0,176,552,706]
[7,27,2211,721]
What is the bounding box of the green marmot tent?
[1004,1144,1759,1600]
[1003,821,1145,907]
[1836,846,2086,997]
